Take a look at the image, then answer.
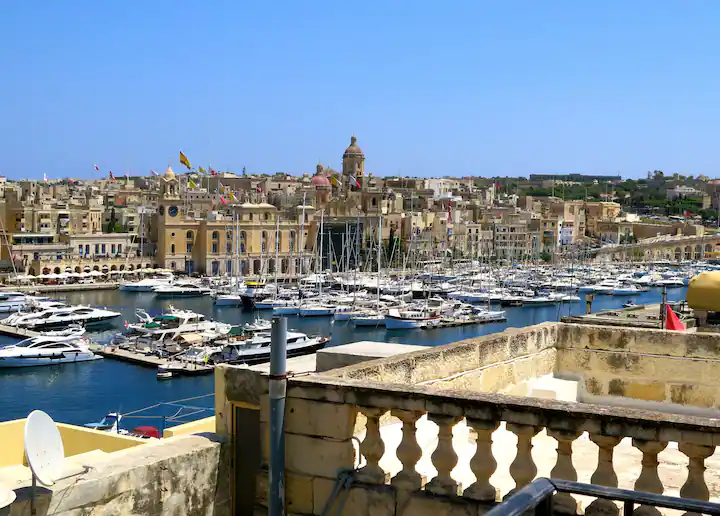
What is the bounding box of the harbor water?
[0,287,688,428]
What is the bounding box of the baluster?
[425,414,462,496]
[631,439,668,516]
[678,442,715,516]
[547,429,581,515]
[585,435,621,516]
[390,409,425,492]
[356,406,388,484]
[463,418,500,502]
[506,423,542,497]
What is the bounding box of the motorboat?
[0,291,40,313]
[611,284,645,296]
[120,272,174,292]
[154,282,212,298]
[2,305,121,330]
[119,308,232,348]
[623,301,638,308]
[385,308,440,330]
[0,333,100,368]
[211,330,330,365]
[84,412,124,433]
[239,281,270,309]
[213,293,244,307]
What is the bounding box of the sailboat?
[214,213,244,306]
[353,214,386,327]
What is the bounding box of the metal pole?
[660,285,668,329]
[269,316,287,516]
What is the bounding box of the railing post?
[425,414,462,496]
[632,439,668,516]
[357,407,388,484]
[506,423,542,497]
[586,434,621,516]
[464,418,500,502]
[678,442,715,516]
[547,429,581,515]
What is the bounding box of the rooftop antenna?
[25,410,91,514]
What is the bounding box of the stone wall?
[555,324,720,414]
[9,434,229,516]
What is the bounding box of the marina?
[0,267,692,428]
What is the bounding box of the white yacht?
[211,330,330,365]
[212,293,244,306]
[0,334,100,368]
[0,291,41,313]
[154,282,212,298]
[121,308,232,346]
[299,304,335,317]
[351,311,386,327]
[120,272,174,292]
[2,305,121,330]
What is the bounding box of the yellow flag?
[179,151,191,170]
[228,192,236,201]
[331,175,339,186]
[198,166,206,174]
[188,179,197,189]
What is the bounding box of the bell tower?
[342,135,365,190]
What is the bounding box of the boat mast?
[298,191,307,282]
[353,214,360,306]
[376,214,382,311]
[318,209,324,297]
[274,213,280,299]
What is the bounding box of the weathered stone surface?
[312,479,395,516]
[402,491,481,516]
[285,433,356,478]
[220,364,268,406]
[256,469,315,515]
[285,398,358,440]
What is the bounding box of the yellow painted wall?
[0,419,147,468]
[162,416,216,438]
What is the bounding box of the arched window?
[170,262,176,270]
[240,231,246,253]
[289,231,296,252]
[171,244,175,254]
[186,230,193,240]
[249,213,253,221]
[372,197,377,206]
[261,231,268,253]
[211,231,219,240]
[264,212,270,221]
[276,231,282,251]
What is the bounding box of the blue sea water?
[0,287,688,429]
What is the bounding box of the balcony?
[220,322,720,514]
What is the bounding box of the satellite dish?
[24,410,64,486]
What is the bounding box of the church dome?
[343,136,364,159]
[164,166,176,180]
[312,170,330,187]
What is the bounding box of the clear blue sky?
[1,1,719,180]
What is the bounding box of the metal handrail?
[485,478,720,516]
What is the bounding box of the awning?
[178,333,203,344]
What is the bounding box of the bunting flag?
[198,166,207,174]
[94,164,100,171]
[210,168,217,176]
[218,182,226,194]
[109,171,115,182]
[179,151,191,170]
[151,169,158,176]
[256,184,262,193]
[330,175,339,186]
[665,305,686,331]
[350,175,361,188]
[219,196,227,205]
[227,192,237,201]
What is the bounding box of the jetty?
[0,324,39,338]
[92,346,214,375]
[427,316,507,329]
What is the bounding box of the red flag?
[219,196,227,205]
[685,210,692,217]
[210,168,217,176]
[256,184,262,193]
[94,164,100,171]
[109,171,115,182]
[665,305,685,331]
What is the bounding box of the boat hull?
[273,306,300,316]
[219,337,330,366]
[299,308,334,317]
[0,353,101,368]
[352,316,386,327]
[213,296,243,306]
[385,315,437,330]
[20,314,121,330]
[155,291,209,298]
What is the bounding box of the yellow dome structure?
[164,166,176,180]
[687,272,720,311]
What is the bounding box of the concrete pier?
[0,324,39,338]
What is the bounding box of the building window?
[111,244,116,254]
[289,231,295,252]
[226,242,231,253]
[212,243,218,253]
[186,230,193,240]
[101,244,106,254]
[171,244,175,254]
[212,231,219,240]
[261,231,267,253]
[187,243,192,253]
[118,244,122,254]
[226,231,232,240]
[170,262,176,270]
[78,245,83,255]
[95,244,99,254]
[85,244,90,255]
[226,260,232,274]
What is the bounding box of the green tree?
[540,250,552,262]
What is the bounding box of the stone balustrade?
[269,373,720,515]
